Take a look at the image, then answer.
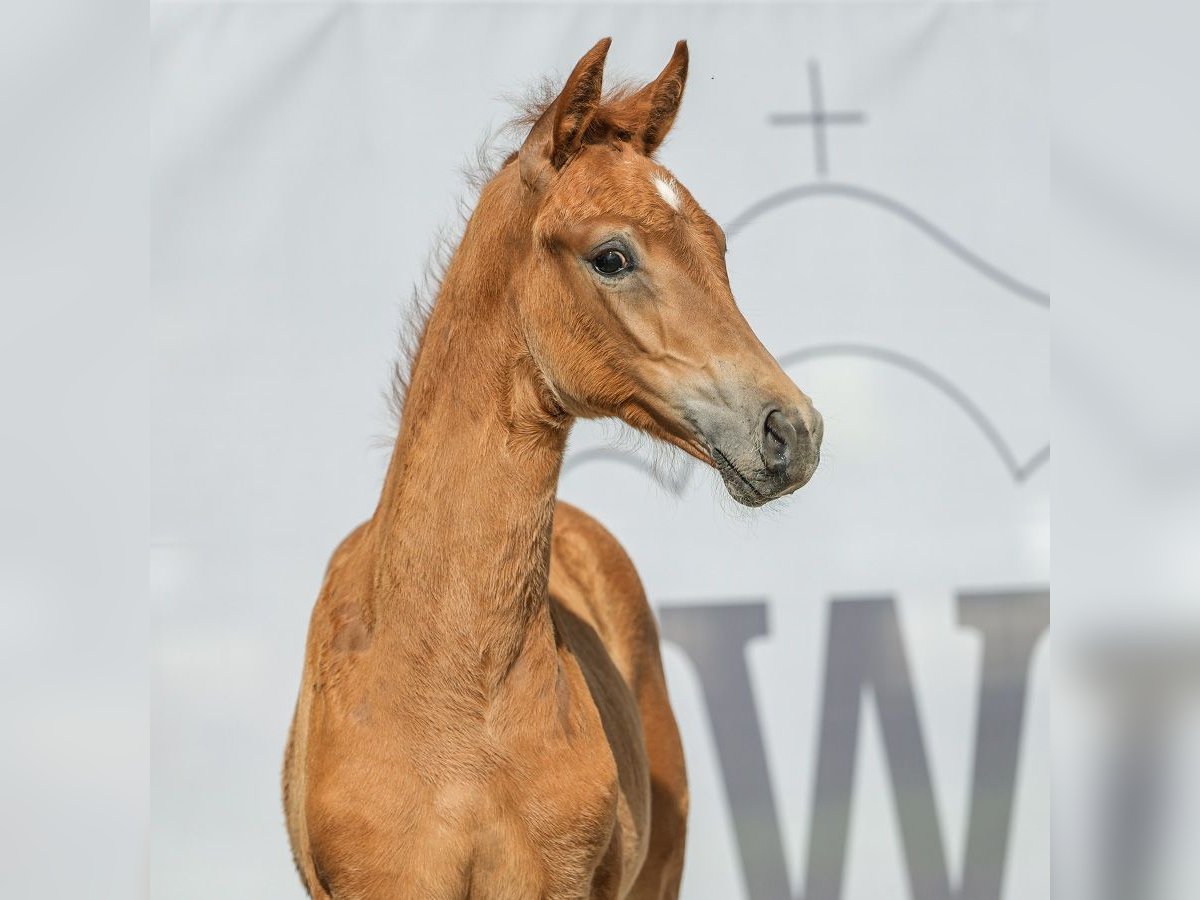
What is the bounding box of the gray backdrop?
[151,2,1048,898]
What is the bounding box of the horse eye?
[591,248,630,277]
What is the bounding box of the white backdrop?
[151,2,1048,898]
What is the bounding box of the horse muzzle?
[706,401,822,507]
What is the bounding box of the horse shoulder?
[549,501,690,900]
[549,500,660,686]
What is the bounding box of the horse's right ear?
[519,38,611,191]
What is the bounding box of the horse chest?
[309,763,620,900]
[310,703,627,893]
[460,763,624,898]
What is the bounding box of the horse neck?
[369,170,569,687]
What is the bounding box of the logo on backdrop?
[564,60,1050,900]
[662,592,1047,900]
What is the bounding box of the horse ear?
[519,38,611,190]
[632,40,689,155]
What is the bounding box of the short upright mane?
[383,129,507,433]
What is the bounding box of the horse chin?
[722,477,772,508]
[710,446,773,508]
[709,440,820,507]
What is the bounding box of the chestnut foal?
[284,39,822,900]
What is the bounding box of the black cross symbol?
[769,60,866,178]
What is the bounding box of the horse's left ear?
[632,40,689,155]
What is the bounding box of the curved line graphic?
[562,447,695,497]
[724,182,1050,308]
[776,344,1049,483]
[562,344,1049,489]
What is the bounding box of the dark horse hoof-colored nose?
[762,409,800,476]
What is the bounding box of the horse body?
[285,38,821,899]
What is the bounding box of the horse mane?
[381,131,508,440]
[382,75,642,440]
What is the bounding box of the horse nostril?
[762,409,795,475]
